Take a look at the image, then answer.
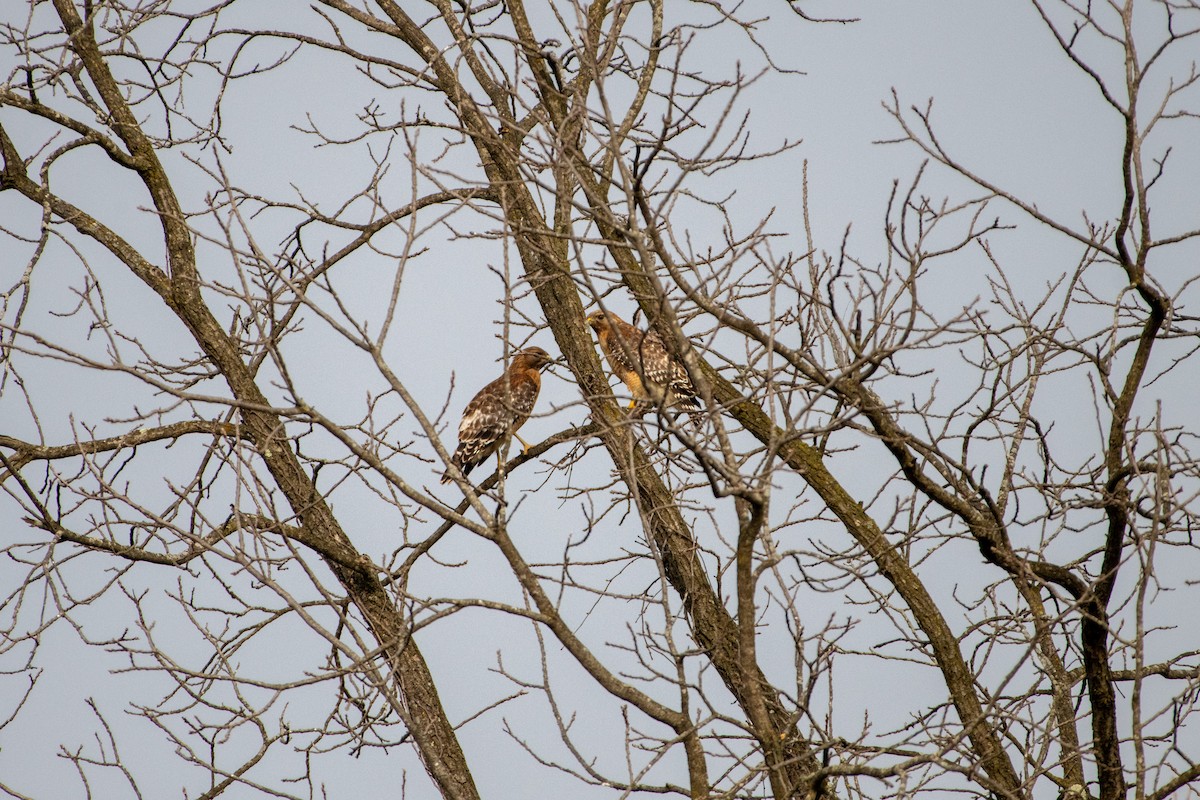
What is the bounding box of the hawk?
[441,346,554,483]
[585,310,702,416]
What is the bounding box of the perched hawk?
[441,346,554,483]
[585,310,701,415]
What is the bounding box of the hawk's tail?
[671,386,702,414]
[440,448,480,484]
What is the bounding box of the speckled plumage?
[585,311,701,415]
[441,347,553,483]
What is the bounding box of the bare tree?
[2,1,1199,799]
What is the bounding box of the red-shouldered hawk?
[441,347,554,483]
[585,310,701,415]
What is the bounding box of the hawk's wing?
[611,321,701,413]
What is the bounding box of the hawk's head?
[585,310,613,333]
[512,346,554,372]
